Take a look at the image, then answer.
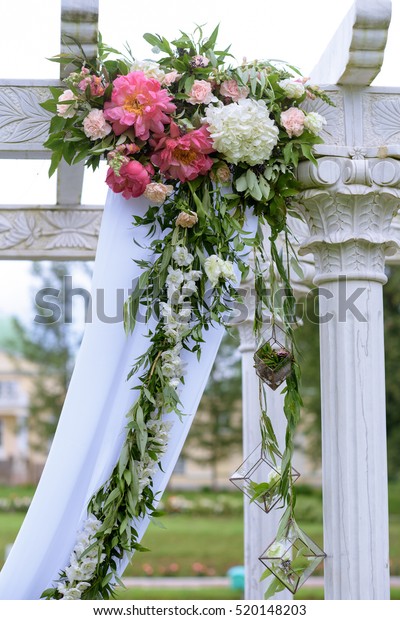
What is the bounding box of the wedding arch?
[0,0,399,601]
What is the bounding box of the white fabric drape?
[0,191,252,599]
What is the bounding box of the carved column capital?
[295,155,400,284]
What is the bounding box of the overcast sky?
[0,0,398,322]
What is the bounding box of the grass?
[115,587,400,600]
[0,484,400,579]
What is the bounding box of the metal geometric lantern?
[229,444,300,513]
[259,521,326,593]
[254,336,293,390]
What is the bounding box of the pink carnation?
[187,80,217,105]
[150,122,214,183]
[280,107,306,138]
[220,80,249,102]
[106,160,151,199]
[83,109,112,140]
[104,71,176,139]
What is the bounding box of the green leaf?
[264,576,286,599]
[48,150,63,177]
[235,174,247,193]
[104,487,121,508]
[246,169,257,191]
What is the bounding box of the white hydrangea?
[278,79,305,99]
[203,99,279,166]
[304,112,326,135]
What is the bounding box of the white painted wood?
[310,0,392,86]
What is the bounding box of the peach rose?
[220,79,249,102]
[187,80,217,105]
[280,107,305,138]
[175,211,198,228]
[143,182,173,205]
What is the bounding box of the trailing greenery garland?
[40,26,330,600]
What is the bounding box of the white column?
[237,281,291,601]
[297,154,400,599]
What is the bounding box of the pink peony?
[187,80,217,105]
[104,71,176,139]
[220,79,249,102]
[106,160,151,199]
[83,109,112,140]
[150,122,214,183]
[56,90,78,118]
[280,107,306,138]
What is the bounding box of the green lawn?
[115,587,400,600]
[1,484,400,579]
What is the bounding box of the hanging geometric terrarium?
[254,333,293,390]
[259,521,326,593]
[229,444,300,513]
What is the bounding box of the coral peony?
[106,160,150,199]
[150,122,214,183]
[104,71,176,139]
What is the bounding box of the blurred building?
[0,317,46,484]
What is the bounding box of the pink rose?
[79,75,107,97]
[187,80,217,105]
[280,107,306,138]
[83,109,112,140]
[106,160,151,199]
[162,70,181,86]
[56,89,78,118]
[220,80,249,102]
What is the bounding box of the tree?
[295,266,400,480]
[9,261,89,452]
[183,330,243,489]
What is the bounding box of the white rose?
[278,79,305,99]
[304,112,327,135]
[57,89,78,118]
[130,60,165,82]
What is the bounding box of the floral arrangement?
[41,26,329,600]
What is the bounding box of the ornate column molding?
[296,155,400,285]
[294,151,397,599]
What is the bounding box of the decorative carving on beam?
[301,92,345,146]
[0,207,102,259]
[0,83,54,155]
